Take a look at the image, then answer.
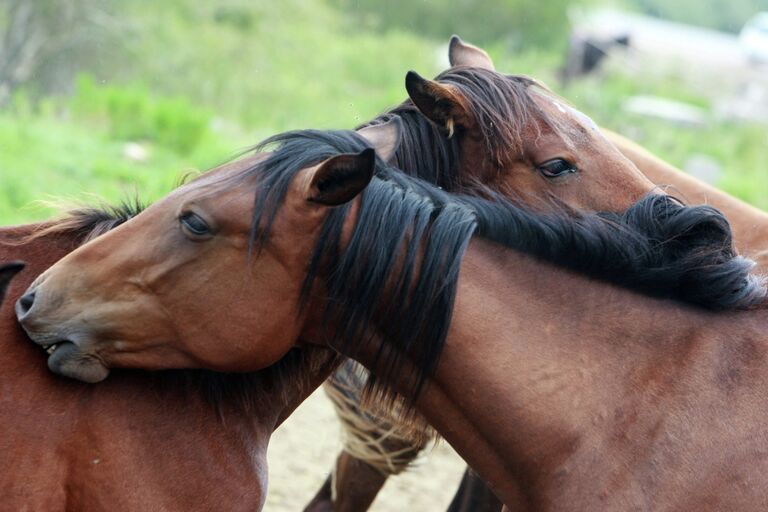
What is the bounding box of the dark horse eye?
[537,159,577,178]
[179,211,210,236]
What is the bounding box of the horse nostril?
[16,290,36,319]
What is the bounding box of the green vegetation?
[1,0,767,224]
[629,0,768,33]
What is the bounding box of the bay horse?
[0,122,404,511]
[318,36,768,512]
[308,41,663,510]
[20,128,768,510]
[0,176,339,510]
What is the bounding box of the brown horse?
[317,36,768,512]
[0,175,339,510]
[309,35,665,511]
[0,122,404,511]
[20,128,768,510]
[307,40,663,510]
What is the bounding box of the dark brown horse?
[308,39,661,510]
[0,182,338,510]
[21,128,768,510]
[309,35,662,511]
[0,123,404,510]
[317,35,768,512]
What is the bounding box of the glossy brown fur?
[400,69,655,214]
[0,225,263,510]
[313,36,661,510]
[22,139,768,510]
[0,160,338,510]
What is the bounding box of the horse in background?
[0,122,405,511]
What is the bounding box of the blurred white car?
[740,12,768,63]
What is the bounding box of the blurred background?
[1,0,767,224]
[2,1,768,509]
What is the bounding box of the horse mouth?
[40,339,76,357]
[44,339,78,364]
[44,339,110,383]
[43,343,61,355]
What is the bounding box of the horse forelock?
[360,68,552,193]
[434,67,549,167]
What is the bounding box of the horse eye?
[537,159,577,178]
[179,212,210,236]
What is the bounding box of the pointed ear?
[306,148,375,206]
[448,35,495,70]
[0,261,24,305]
[356,116,403,163]
[405,70,472,136]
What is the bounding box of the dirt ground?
[266,388,467,511]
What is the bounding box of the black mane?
[247,129,766,400]
[359,67,545,189]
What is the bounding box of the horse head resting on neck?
[16,121,764,397]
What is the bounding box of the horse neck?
[605,129,768,266]
[347,238,768,509]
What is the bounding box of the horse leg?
[303,474,334,512]
[446,468,504,512]
[305,360,431,511]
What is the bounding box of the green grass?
[1,0,766,224]
[0,107,249,224]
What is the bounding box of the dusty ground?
[266,388,467,511]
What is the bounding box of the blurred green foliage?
[629,0,768,33]
[1,0,767,224]
[328,0,577,49]
[72,76,210,155]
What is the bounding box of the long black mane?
[359,67,545,189]
[247,129,766,401]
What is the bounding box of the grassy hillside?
[1,0,766,224]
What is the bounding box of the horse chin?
[47,341,110,383]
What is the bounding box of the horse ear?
[306,148,376,206]
[356,116,403,163]
[405,70,472,136]
[448,35,495,70]
[0,262,24,306]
